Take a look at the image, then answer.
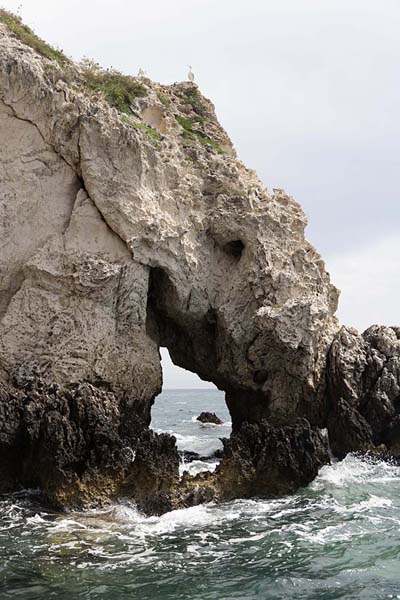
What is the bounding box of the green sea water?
[1,390,400,599]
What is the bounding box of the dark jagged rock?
[122,429,180,515]
[196,412,223,425]
[215,419,330,499]
[0,371,179,511]
[179,450,201,463]
[328,398,373,458]
[327,325,400,457]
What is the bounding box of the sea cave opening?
[150,347,232,477]
[146,266,233,475]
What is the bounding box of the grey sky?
[3,0,399,387]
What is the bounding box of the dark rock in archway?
[196,411,223,425]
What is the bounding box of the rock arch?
[0,21,345,511]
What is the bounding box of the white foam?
[312,454,400,490]
[179,459,218,476]
[26,513,46,524]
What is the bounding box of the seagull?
[188,65,195,82]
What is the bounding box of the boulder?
[196,411,223,425]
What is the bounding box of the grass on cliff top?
[80,58,147,114]
[0,8,68,65]
[0,10,146,114]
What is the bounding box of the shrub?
[156,91,171,107]
[175,114,194,133]
[80,58,146,114]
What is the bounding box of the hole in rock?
[150,347,231,477]
[222,239,244,259]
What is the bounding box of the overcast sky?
[4,0,399,387]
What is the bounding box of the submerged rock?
[196,412,223,425]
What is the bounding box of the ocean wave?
[179,459,219,477]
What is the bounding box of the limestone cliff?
[0,14,398,513]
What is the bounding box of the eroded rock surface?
[0,22,339,429]
[216,418,330,498]
[327,325,400,457]
[0,18,399,513]
[0,367,179,509]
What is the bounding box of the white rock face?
[0,23,339,429]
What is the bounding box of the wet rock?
[122,429,179,515]
[179,450,201,463]
[178,471,217,507]
[328,398,373,458]
[196,412,223,425]
[215,418,330,499]
[0,374,178,511]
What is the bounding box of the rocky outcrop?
[196,411,223,425]
[0,20,339,430]
[0,367,179,509]
[216,418,330,498]
[327,325,400,457]
[0,14,399,513]
[172,419,330,509]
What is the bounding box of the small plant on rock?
[80,58,147,114]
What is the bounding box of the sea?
[1,388,400,599]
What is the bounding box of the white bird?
[188,65,195,82]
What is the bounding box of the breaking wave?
[2,391,400,599]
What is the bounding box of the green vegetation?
[176,90,222,152]
[1,9,223,155]
[80,58,146,114]
[120,114,160,145]
[182,87,207,116]
[0,8,68,65]
[156,91,171,108]
[176,114,194,133]
[194,133,224,154]
[175,114,223,154]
